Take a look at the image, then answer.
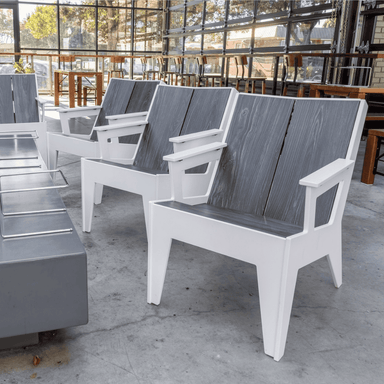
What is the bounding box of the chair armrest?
[58,106,101,136]
[170,129,224,153]
[165,142,227,200]
[300,158,355,232]
[35,96,51,122]
[35,96,50,105]
[106,111,148,124]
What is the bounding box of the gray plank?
[264,99,360,227]
[92,78,135,140]
[134,86,193,172]
[13,75,40,123]
[0,75,14,124]
[120,80,159,144]
[182,88,231,174]
[157,201,303,238]
[208,94,295,216]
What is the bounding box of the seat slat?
[0,76,14,124]
[133,86,194,172]
[265,99,360,227]
[13,75,39,123]
[208,94,295,216]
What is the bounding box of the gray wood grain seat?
[0,74,39,124]
[155,95,360,236]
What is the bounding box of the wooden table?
[310,84,384,184]
[54,70,103,108]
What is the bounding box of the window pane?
[257,0,289,15]
[98,0,131,5]
[170,1,184,6]
[0,8,14,53]
[20,4,58,49]
[185,34,201,51]
[168,37,183,53]
[205,0,226,25]
[60,6,96,50]
[59,0,95,4]
[169,8,184,29]
[22,0,57,3]
[98,8,132,51]
[293,0,332,8]
[254,24,287,48]
[186,3,203,27]
[226,28,252,50]
[228,1,254,20]
[290,19,334,46]
[134,9,162,51]
[251,56,275,78]
[135,0,162,7]
[204,32,224,50]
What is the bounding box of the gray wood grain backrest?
[182,88,232,174]
[13,75,40,123]
[92,78,136,140]
[264,99,360,227]
[133,86,194,172]
[0,75,14,124]
[119,80,160,145]
[208,94,295,215]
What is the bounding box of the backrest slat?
[264,99,360,227]
[0,76,14,124]
[13,75,39,123]
[208,94,295,215]
[182,88,232,174]
[92,79,136,140]
[134,86,194,172]
[120,80,160,145]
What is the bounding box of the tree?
[25,5,57,40]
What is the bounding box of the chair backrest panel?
[92,78,136,140]
[208,95,295,215]
[13,75,40,123]
[182,88,232,174]
[134,86,194,172]
[0,75,15,124]
[264,99,360,227]
[125,81,159,114]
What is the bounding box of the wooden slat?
[265,99,360,227]
[157,201,303,238]
[92,78,135,140]
[208,94,295,216]
[182,88,231,174]
[0,75,14,124]
[13,75,39,123]
[119,80,160,145]
[134,86,194,172]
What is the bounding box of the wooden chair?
[196,56,225,87]
[361,128,384,184]
[81,85,237,236]
[0,74,49,163]
[47,79,160,171]
[163,57,182,85]
[147,94,367,361]
[234,55,266,94]
[281,54,306,97]
[142,57,164,80]
[107,56,125,83]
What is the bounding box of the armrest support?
[58,106,101,136]
[300,158,355,232]
[166,142,226,200]
[170,129,224,153]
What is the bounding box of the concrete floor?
[1,112,384,383]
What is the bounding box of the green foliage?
[13,58,35,74]
[25,5,57,40]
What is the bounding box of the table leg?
[77,76,82,107]
[261,80,266,95]
[361,134,379,184]
[96,74,102,106]
[68,73,76,108]
[54,72,60,106]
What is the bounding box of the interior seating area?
[0,0,384,382]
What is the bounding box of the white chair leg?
[48,146,59,171]
[147,205,173,305]
[94,183,103,205]
[326,229,342,288]
[256,256,298,361]
[81,159,96,233]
